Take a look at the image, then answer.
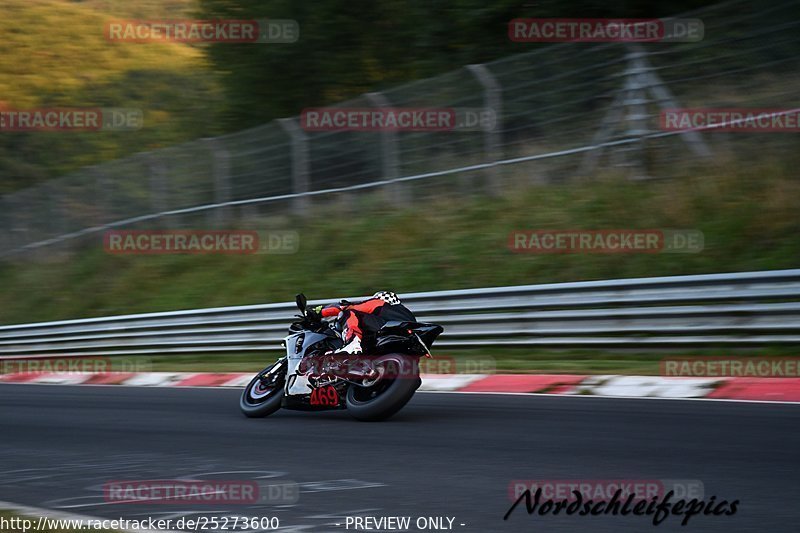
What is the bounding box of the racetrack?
[0,384,797,532]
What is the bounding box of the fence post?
[618,47,651,179]
[45,183,63,239]
[147,153,169,227]
[365,92,409,206]
[467,63,503,196]
[0,198,8,254]
[3,194,23,255]
[581,45,711,180]
[629,44,711,158]
[204,138,231,228]
[89,166,111,228]
[579,47,651,180]
[278,118,310,215]
[50,182,70,255]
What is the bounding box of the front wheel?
[346,355,420,422]
[240,360,286,418]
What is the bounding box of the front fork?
[259,357,287,383]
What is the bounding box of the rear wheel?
[346,355,419,422]
[240,360,286,418]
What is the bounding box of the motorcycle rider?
[307,291,415,355]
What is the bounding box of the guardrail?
[0,269,799,358]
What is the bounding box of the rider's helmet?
[372,291,401,305]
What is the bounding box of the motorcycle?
[240,293,444,421]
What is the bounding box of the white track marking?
[0,381,798,405]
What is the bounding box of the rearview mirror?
[295,293,307,313]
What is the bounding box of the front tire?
[346,355,419,422]
[240,361,286,418]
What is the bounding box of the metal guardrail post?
[278,118,310,215]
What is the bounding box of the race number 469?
[310,385,339,406]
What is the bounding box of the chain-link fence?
[1,0,798,258]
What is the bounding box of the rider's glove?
[306,305,324,321]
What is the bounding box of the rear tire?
[240,362,285,418]
[346,355,419,421]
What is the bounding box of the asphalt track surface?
[0,384,798,533]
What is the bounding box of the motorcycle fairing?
[283,330,347,411]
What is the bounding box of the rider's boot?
[335,336,363,355]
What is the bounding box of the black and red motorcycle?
[240,294,443,421]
